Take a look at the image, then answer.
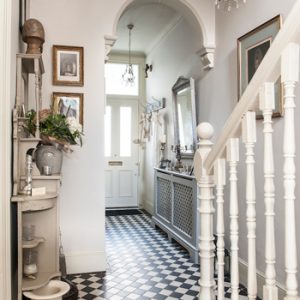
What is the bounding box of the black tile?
[67,213,255,300]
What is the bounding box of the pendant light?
[122,24,135,86]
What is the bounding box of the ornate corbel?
[104,35,117,62]
[197,47,215,70]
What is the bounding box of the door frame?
[105,53,146,208]
[0,0,12,298]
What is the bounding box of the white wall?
[28,0,214,274]
[143,17,203,213]
[29,0,111,273]
[198,0,300,290]
[0,0,20,298]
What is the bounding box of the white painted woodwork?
[105,97,139,208]
[0,0,12,297]
[281,43,300,300]
[203,0,300,173]
[194,123,215,300]
[259,82,278,300]
[11,54,62,300]
[214,158,226,300]
[242,111,257,300]
[226,138,239,300]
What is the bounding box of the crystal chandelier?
[122,24,135,86]
[215,0,246,11]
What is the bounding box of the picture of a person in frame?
[60,53,77,77]
[247,39,271,83]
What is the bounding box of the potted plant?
[24,108,83,174]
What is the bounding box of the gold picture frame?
[52,92,84,127]
[53,45,84,86]
[238,15,282,118]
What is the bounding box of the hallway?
[67,211,249,299]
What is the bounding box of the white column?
[214,158,226,300]
[194,123,215,300]
[259,82,278,300]
[226,138,239,300]
[242,111,257,300]
[281,43,300,300]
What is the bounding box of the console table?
[152,168,199,263]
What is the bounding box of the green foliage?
[24,110,83,147]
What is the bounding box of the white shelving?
[11,54,61,300]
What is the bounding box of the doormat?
[106,209,143,216]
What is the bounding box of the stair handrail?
[204,0,300,173]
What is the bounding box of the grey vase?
[35,145,63,175]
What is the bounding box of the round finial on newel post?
[22,19,45,54]
[197,122,214,143]
[194,122,214,180]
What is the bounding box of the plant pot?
[35,145,63,175]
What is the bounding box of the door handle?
[108,161,123,166]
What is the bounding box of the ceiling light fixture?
[122,24,135,86]
[215,0,246,11]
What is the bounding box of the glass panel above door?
[105,63,139,96]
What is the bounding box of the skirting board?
[239,258,286,299]
[65,251,106,274]
[143,200,154,215]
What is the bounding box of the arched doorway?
[106,0,214,212]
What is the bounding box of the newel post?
[194,122,215,300]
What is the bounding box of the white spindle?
[259,82,278,300]
[226,138,239,300]
[194,123,215,300]
[214,158,226,300]
[242,111,257,300]
[281,43,300,300]
[34,57,40,138]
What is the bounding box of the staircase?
[194,1,300,299]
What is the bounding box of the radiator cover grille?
[173,182,193,237]
[157,177,172,222]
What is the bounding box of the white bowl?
[23,280,70,300]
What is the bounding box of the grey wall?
[143,17,204,213]
[198,0,300,289]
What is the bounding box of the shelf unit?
[11,54,62,300]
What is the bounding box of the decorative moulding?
[104,35,117,62]
[197,47,215,70]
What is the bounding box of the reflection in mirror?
[172,77,197,158]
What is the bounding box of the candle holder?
[19,148,35,195]
[171,144,187,171]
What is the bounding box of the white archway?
[104,0,216,69]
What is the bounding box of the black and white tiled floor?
[67,212,250,299]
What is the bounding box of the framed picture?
[238,15,282,118]
[52,92,84,126]
[53,45,84,86]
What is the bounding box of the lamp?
[122,24,135,86]
[215,0,246,11]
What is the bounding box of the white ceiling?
[112,1,182,55]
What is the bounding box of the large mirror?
[172,77,197,158]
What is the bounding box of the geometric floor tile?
[67,212,254,299]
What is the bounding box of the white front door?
[104,97,139,208]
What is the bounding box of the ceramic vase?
[35,145,63,175]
